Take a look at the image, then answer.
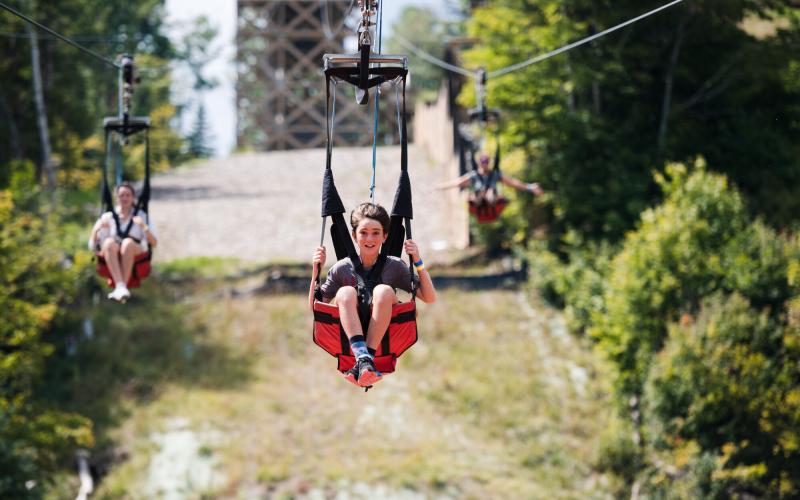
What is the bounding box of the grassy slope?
[67,273,616,499]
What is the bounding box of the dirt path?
[95,286,615,498]
[150,146,464,265]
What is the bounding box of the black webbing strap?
[100,127,151,240]
[381,330,390,356]
[354,254,387,335]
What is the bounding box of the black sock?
[368,347,377,356]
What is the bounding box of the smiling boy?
[309,202,436,387]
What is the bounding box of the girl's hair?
[116,182,136,198]
[350,202,390,233]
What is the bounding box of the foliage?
[187,102,214,158]
[461,0,800,243]
[574,162,800,496]
[534,231,614,334]
[0,181,93,496]
[590,162,754,396]
[0,0,186,188]
[641,293,800,497]
[386,6,457,100]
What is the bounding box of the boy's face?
[353,218,387,259]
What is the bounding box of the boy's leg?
[366,284,398,352]
[335,286,370,386]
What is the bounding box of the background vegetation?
[459,0,800,496]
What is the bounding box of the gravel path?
[150,145,465,265]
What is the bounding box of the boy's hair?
[350,202,390,233]
[116,182,136,198]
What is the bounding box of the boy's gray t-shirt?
[320,256,416,302]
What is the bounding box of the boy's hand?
[404,239,421,262]
[312,246,326,279]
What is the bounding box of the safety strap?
[100,127,151,239]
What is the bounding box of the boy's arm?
[310,246,326,312]
[404,240,436,304]
[415,267,436,304]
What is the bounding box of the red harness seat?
[313,300,418,373]
[96,251,152,288]
[469,196,509,223]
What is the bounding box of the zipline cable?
[394,0,685,80]
[0,1,121,69]
[489,0,685,78]
[393,34,476,78]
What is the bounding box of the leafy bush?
[642,293,800,497]
[590,161,754,397]
[0,187,94,496]
[528,232,614,333]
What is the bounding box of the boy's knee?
[335,286,357,304]
[373,284,395,304]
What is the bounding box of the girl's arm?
[133,215,158,247]
[404,240,436,304]
[500,174,543,195]
[435,173,472,191]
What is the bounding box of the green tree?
[187,102,214,158]
[461,0,800,243]
[386,6,455,99]
[0,174,93,496]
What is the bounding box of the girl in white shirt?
[88,182,157,302]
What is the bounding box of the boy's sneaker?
[343,364,360,387]
[356,356,382,388]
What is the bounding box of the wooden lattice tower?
[238,0,402,150]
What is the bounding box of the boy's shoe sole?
[358,368,382,387]
[343,368,360,387]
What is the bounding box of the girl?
[309,203,436,387]
[88,183,157,302]
[437,151,544,202]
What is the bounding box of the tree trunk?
[27,22,55,189]
[0,93,22,160]
[657,19,687,152]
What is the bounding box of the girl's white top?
[88,209,157,251]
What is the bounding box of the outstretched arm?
[435,173,472,191]
[404,240,436,304]
[501,174,543,196]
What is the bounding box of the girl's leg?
[101,238,124,285]
[120,238,143,285]
[366,284,398,352]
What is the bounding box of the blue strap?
[369,0,384,204]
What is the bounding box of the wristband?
[414,258,425,271]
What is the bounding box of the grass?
[45,274,618,498]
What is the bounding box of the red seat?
[96,251,152,288]
[312,300,418,373]
[469,196,509,223]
